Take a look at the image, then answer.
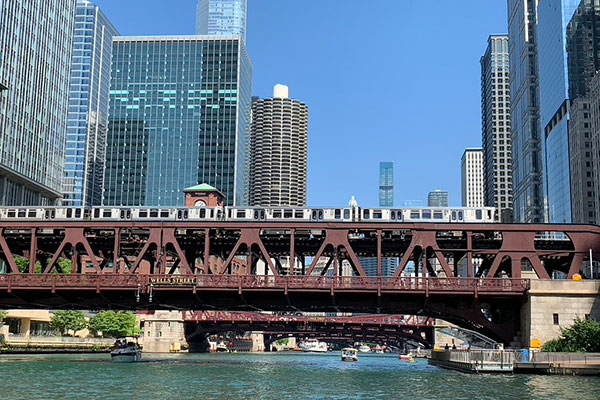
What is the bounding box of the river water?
[0,352,598,399]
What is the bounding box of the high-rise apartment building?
[197,0,247,43]
[590,72,600,223]
[64,1,119,207]
[249,84,308,206]
[537,0,580,223]
[428,190,448,207]
[507,0,545,223]
[461,148,484,207]
[481,35,513,219]
[104,36,252,207]
[379,162,394,207]
[566,0,600,224]
[0,0,76,205]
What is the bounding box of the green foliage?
[49,311,87,335]
[0,311,7,323]
[13,256,72,274]
[88,311,140,338]
[542,318,600,352]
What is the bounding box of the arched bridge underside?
[183,311,435,348]
[0,221,599,343]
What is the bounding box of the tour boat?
[341,347,359,362]
[215,341,230,352]
[301,339,328,353]
[399,354,415,363]
[111,343,142,363]
[358,344,371,353]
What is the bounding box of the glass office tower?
[379,162,394,207]
[537,0,579,223]
[428,190,449,207]
[64,1,119,206]
[507,0,545,223]
[197,0,247,43]
[0,0,76,205]
[104,36,252,207]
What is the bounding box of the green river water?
[0,352,598,400]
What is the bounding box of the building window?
[553,313,559,325]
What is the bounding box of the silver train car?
[0,206,498,223]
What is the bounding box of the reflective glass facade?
[428,190,448,207]
[379,162,393,207]
[507,0,545,223]
[64,1,118,207]
[197,0,247,43]
[537,0,579,223]
[104,36,252,207]
[0,0,76,205]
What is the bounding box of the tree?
[88,311,140,338]
[13,256,71,274]
[542,317,600,352]
[49,311,87,336]
[0,311,7,323]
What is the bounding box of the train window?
[487,210,492,220]
[237,210,246,218]
[121,210,126,219]
[103,210,112,218]
[177,210,182,219]
[67,209,72,218]
[410,211,420,219]
[344,209,350,219]
[18,210,26,218]
[126,210,131,219]
[45,210,50,219]
[433,211,443,219]
[273,210,282,218]
[363,209,370,219]
[209,209,214,218]
[422,210,432,219]
[373,211,382,219]
[8,210,15,218]
[295,210,303,219]
[150,210,159,218]
[318,210,323,220]
[391,211,396,220]
[334,209,341,219]
[199,208,206,218]
[75,209,82,218]
[475,209,482,220]
[451,211,456,220]
[184,210,188,219]
[94,209,100,218]
[139,211,147,218]
[284,209,293,218]
[253,210,259,220]
[160,211,169,218]
[311,210,317,220]
[28,210,36,218]
[458,211,464,220]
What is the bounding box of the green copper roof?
[183,183,220,193]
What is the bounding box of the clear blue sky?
[94,0,508,207]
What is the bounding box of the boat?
[215,341,230,352]
[399,354,415,363]
[341,347,359,362]
[358,344,371,353]
[111,342,142,363]
[301,339,328,353]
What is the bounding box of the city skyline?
[92,0,509,207]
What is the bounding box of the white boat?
[215,341,230,353]
[301,339,328,353]
[111,344,142,363]
[399,354,415,363]
[341,347,359,362]
[358,344,371,353]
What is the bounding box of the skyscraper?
[567,0,600,224]
[0,0,76,205]
[481,35,513,220]
[461,148,484,207]
[428,190,448,207]
[197,0,247,43]
[537,0,580,223]
[379,162,394,207]
[104,36,252,207]
[507,0,545,223]
[63,1,119,207]
[249,84,308,206]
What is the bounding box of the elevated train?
[0,206,498,223]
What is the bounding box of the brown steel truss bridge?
[0,220,598,343]
[183,311,435,348]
